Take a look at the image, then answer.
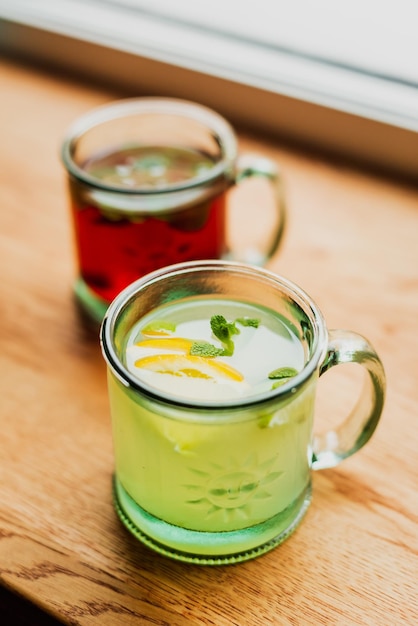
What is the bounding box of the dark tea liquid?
[69,146,227,303]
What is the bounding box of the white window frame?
[0,0,417,179]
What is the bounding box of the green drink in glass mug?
[100,260,386,565]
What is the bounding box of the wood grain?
[0,57,417,626]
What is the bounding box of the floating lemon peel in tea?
[134,314,300,387]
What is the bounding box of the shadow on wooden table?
[0,586,65,625]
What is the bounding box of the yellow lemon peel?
[140,329,172,337]
[134,354,244,382]
[135,337,193,352]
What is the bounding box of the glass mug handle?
[312,329,386,470]
[225,154,287,265]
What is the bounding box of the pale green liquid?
[108,297,316,560]
[125,298,305,401]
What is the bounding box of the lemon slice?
[141,320,176,337]
[134,354,244,382]
[135,337,193,352]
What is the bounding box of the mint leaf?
[258,413,274,429]
[210,315,239,341]
[190,341,224,357]
[271,379,289,389]
[210,314,239,356]
[268,367,299,380]
[206,313,260,358]
[236,317,260,328]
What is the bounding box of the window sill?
[0,1,417,181]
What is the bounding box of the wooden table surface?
[0,56,417,626]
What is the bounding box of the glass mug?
[61,98,286,323]
[100,261,386,565]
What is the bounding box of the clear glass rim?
[100,261,328,411]
[61,97,237,195]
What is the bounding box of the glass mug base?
[73,277,109,325]
[113,476,312,565]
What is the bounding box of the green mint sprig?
[190,314,260,358]
[210,315,237,356]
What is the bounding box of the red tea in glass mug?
[61,98,287,323]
